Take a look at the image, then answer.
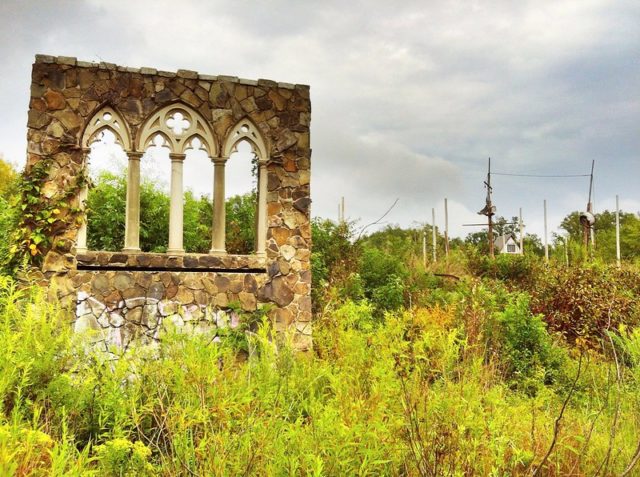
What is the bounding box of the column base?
[122,247,142,254]
[75,247,88,254]
[209,249,227,255]
[255,251,267,257]
[166,248,185,255]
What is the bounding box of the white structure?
[494,234,521,254]
[77,103,269,256]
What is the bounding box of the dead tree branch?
[532,351,584,476]
[355,198,399,240]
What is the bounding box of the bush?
[529,264,640,346]
[492,295,565,390]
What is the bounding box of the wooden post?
[422,230,427,269]
[616,194,621,267]
[543,199,549,262]
[444,198,449,259]
[432,208,437,263]
[488,158,494,258]
[519,207,524,255]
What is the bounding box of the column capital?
[212,156,228,165]
[127,151,144,160]
[169,153,187,162]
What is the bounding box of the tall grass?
[0,275,639,475]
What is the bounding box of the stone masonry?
[25,55,312,351]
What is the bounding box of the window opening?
[85,129,127,251]
[225,139,257,254]
[183,136,213,253]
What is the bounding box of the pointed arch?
[81,105,132,150]
[222,118,268,161]
[137,103,217,155]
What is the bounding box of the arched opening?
[136,103,218,254]
[182,136,213,253]
[219,119,269,256]
[225,139,258,254]
[85,129,128,251]
[138,134,171,252]
[79,106,132,253]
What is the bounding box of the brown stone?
[239,292,257,311]
[114,273,134,291]
[265,276,294,307]
[148,282,165,300]
[271,227,291,246]
[244,274,258,293]
[92,274,111,296]
[202,277,218,295]
[214,275,230,292]
[176,287,194,303]
[43,89,66,110]
[215,293,229,307]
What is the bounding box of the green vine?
[10,154,88,269]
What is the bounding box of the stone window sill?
[76,251,267,273]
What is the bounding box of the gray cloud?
[0,0,638,240]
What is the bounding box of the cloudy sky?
[1,0,638,239]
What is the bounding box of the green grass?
[0,274,639,476]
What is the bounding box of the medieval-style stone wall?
[26,54,312,351]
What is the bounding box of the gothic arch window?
[215,118,269,256]
[136,104,218,254]
[76,106,132,253]
[137,104,217,156]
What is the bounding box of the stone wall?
[26,54,312,351]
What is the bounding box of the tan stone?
[215,293,229,307]
[239,292,257,311]
[176,287,194,303]
[44,90,66,110]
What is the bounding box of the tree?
[0,157,19,273]
[559,209,640,262]
[87,171,258,254]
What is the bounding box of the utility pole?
[432,208,437,263]
[422,230,427,269]
[616,194,621,267]
[519,207,524,255]
[544,199,549,262]
[444,198,450,259]
[487,158,494,258]
[583,160,595,248]
[340,196,345,224]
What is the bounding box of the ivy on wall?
[9,155,87,269]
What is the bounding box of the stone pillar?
[123,151,143,252]
[75,148,91,253]
[255,161,268,256]
[210,157,227,254]
[168,153,186,254]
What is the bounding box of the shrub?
[492,295,565,390]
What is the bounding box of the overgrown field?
[1,254,640,476]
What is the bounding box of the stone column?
[123,151,143,252]
[168,153,186,254]
[210,157,227,254]
[255,161,268,256]
[75,148,91,254]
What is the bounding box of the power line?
[492,172,590,178]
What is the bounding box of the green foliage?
[529,264,640,346]
[0,275,640,475]
[86,171,257,254]
[86,171,126,251]
[10,155,87,267]
[560,209,640,263]
[94,438,155,476]
[225,192,256,254]
[493,295,565,390]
